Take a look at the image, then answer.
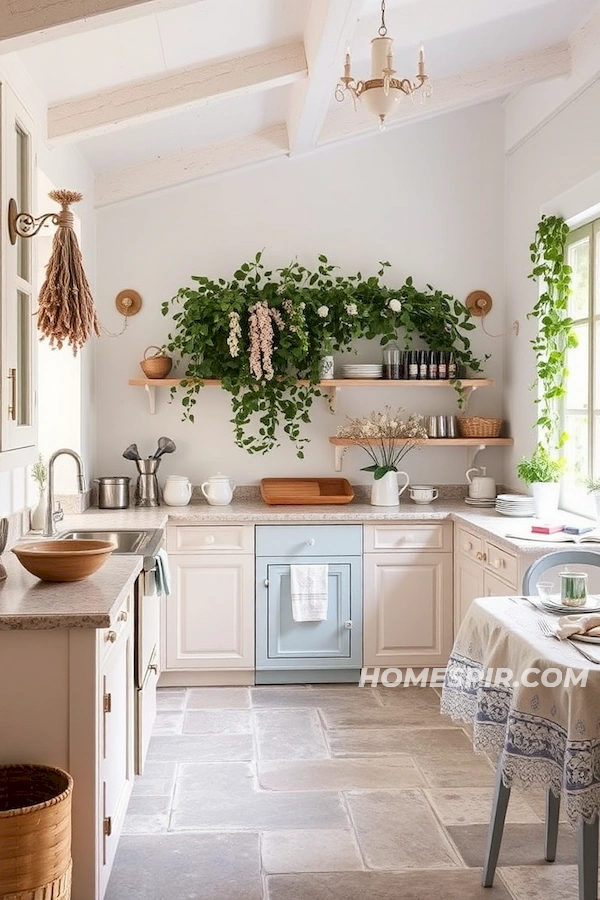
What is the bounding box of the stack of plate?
[495,494,536,517]
[341,364,383,379]
[465,497,496,508]
[539,595,600,616]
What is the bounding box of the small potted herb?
[516,444,565,519]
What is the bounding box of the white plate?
[465,498,496,507]
[495,509,535,517]
[342,373,382,379]
[571,632,600,645]
[496,494,533,502]
[540,596,600,614]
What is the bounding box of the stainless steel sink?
[58,530,151,554]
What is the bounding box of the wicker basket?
[0,764,73,900]
[140,345,173,379]
[457,416,503,438]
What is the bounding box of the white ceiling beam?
[95,123,289,206]
[0,0,196,52]
[48,42,307,142]
[319,42,571,145]
[286,0,364,155]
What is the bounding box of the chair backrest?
[522,549,600,594]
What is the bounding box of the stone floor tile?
[255,708,329,760]
[182,709,253,734]
[523,789,571,824]
[146,733,253,762]
[416,752,497,788]
[170,762,348,831]
[186,687,251,709]
[106,833,262,900]
[425,788,541,825]
[120,796,170,834]
[266,869,514,900]
[346,789,460,870]
[261,829,363,873]
[320,705,455,730]
[375,686,443,708]
[448,823,578,868]
[499,864,579,900]
[258,757,424,791]
[327,726,472,757]
[250,686,378,709]
[155,688,186,710]
[152,710,184,735]
[131,761,177,798]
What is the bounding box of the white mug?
[409,484,438,505]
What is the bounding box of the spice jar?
[382,342,401,379]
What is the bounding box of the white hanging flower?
[317,305,329,318]
[346,302,358,316]
[388,298,402,313]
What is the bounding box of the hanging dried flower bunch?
[37,189,100,355]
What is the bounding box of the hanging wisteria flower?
[317,305,329,318]
[345,302,358,316]
[388,298,402,313]
[227,310,241,357]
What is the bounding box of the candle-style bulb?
[419,44,425,64]
[418,43,425,78]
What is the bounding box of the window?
[561,218,600,516]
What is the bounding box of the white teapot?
[465,466,496,500]
[201,473,235,506]
[163,475,192,507]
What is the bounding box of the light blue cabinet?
[255,525,362,684]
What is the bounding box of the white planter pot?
[30,488,47,531]
[531,481,560,521]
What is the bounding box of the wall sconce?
[7,197,67,244]
[466,290,519,338]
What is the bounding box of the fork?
[538,617,600,665]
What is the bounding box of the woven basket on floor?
[457,416,503,438]
[0,764,73,900]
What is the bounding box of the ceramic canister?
[163,475,192,507]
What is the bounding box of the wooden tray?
[260,478,354,505]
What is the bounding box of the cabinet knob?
[205,535,215,544]
[106,630,117,643]
[264,579,269,587]
[149,663,159,674]
[344,620,353,629]
[493,558,503,569]
[118,610,128,622]
[464,542,472,551]
[306,538,315,546]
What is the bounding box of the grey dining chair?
[483,547,600,899]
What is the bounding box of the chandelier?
[335,0,432,129]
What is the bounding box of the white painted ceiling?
[4,0,598,205]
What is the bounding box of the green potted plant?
[516,444,566,519]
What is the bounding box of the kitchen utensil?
[153,436,176,459]
[436,415,447,438]
[538,617,600,664]
[140,346,173,379]
[201,473,235,506]
[163,475,192,507]
[122,443,141,461]
[466,466,496,500]
[95,476,130,509]
[0,517,7,581]
[135,458,161,507]
[409,485,438,504]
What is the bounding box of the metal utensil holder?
[135,459,161,507]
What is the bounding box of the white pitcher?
[370,470,410,506]
[201,473,235,506]
[465,466,496,500]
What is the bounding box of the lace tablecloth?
[441,596,600,824]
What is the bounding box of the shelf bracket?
[462,385,478,410]
[465,443,486,471]
[144,384,156,415]
[334,446,345,472]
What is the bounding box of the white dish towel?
[290,564,329,622]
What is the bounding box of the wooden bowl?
[11,540,117,582]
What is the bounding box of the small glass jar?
[560,570,588,607]
[383,342,401,379]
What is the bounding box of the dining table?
[441,595,600,900]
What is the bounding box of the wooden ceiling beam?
[48,42,307,142]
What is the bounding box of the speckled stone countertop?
[0,498,593,631]
[0,552,142,630]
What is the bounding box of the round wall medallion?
[115,289,142,316]
[465,290,493,317]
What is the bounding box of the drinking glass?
[536,581,555,602]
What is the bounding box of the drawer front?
[484,540,518,588]
[364,522,451,553]
[255,525,362,558]
[167,524,253,553]
[455,525,484,562]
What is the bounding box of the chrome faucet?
[43,449,86,537]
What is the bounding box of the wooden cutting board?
[260,478,354,505]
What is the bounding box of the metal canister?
[96,476,131,509]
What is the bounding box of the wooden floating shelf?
[128,377,495,414]
[329,436,513,472]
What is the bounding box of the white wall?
[504,78,600,487]
[95,100,506,490]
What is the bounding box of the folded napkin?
[290,564,329,622]
[556,612,600,640]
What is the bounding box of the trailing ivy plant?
[162,252,484,456]
[527,215,575,450]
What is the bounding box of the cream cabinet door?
[165,554,254,670]
[363,552,453,667]
[454,552,484,633]
[483,569,516,597]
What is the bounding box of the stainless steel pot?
[96,476,131,509]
